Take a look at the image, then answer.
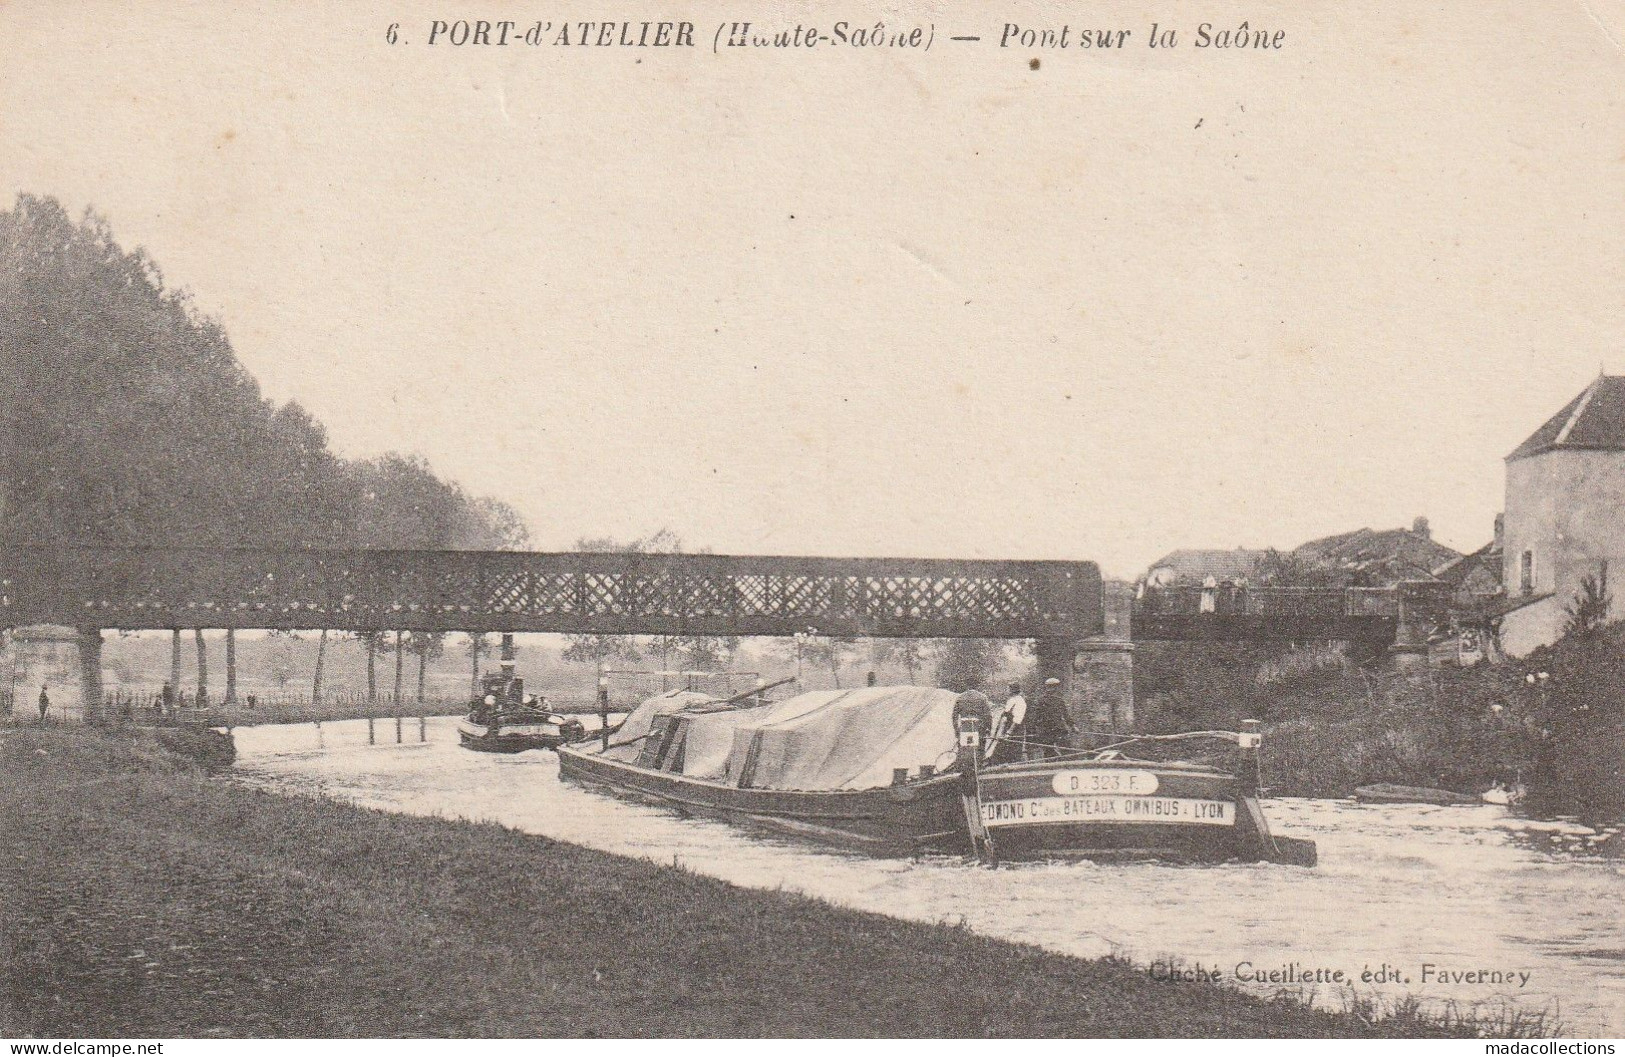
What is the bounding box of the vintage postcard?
[2,0,1622,1046]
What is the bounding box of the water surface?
[233,718,1625,1035]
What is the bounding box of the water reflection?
[232,718,1625,1035]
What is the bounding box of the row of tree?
[556,531,1012,689]
[0,194,1020,704]
[0,194,529,704]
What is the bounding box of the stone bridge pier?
[1389,580,1450,673]
[1036,581,1135,736]
[3,625,103,724]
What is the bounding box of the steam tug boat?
[556,683,1315,865]
[457,664,586,754]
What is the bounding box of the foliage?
[560,531,738,670]
[1260,669,1533,798]
[1562,561,1612,641]
[0,194,527,555]
[1520,625,1625,818]
[876,637,929,683]
[265,631,300,689]
[770,634,858,687]
[932,638,1003,692]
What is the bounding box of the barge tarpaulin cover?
[606,686,964,790]
[727,687,960,790]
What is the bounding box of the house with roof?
[1289,518,1462,587]
[1141,548,1268,590]
[1498,374,1625,656]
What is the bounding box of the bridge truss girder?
[0,546,1104,641]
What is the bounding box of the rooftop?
[1508,375,1625,460]
[1291,522,1462,583]
[1144,548,1268,585]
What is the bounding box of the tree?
[877,637,929,683]
[266,631,298,690]
[224,628,238,704]
[0,195,354,550]
[193,629,208,702]
[456,496,531,550]
[673,634,736,673]
[1564,561,1612,640]
[561,628,643,669]
[354,630,383,702]
[1255,548,1353,589]
[801,636,858,688]
[562,531,702,671]
[392,629,405,703]
[0,194,540,714]
[464,632,488,695]
[408,631,446,702]
[311,629,329,703]
[932,638,1003,692]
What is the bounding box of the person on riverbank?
[160,681,175,716]
[37,685,49,722]
[1026,678,1073,760]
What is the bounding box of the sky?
[3,0,1623,579]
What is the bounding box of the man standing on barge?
[1026,677,1074,760]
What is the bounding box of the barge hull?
[557,744,965,855]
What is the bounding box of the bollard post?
[956,716,993,862]
[599,671,611,751]
[419,714,427,743]
[396,713,403,744]
[1238,718,1263,795]
[368,717,375,745]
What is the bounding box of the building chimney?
[1412,516,1430,540]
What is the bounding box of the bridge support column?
[1037,581,1136,738]
[4,625,103,724]
[1075,642,1136,732]
[1076,581,1135,732]
[1388,580,1444,674]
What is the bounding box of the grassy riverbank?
[139,699,467,729]
[0,725,1528,1039]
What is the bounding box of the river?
[232,717,1625,1035]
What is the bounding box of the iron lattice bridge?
[0,546,1104,640]
[1131,583,1452,643]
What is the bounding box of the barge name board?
[1050,769,1160,796]
[981,796,1236,828]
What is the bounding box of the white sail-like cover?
[673,692,837,779]
[726,686,960,791]
[601,685,962,791]
[601,689,717,762]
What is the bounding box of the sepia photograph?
[1,0,1622,1046]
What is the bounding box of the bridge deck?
[1131,583,1443,644]
[0,546,1104,639]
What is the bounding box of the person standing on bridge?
[37,685,49,722]
[1027,678,1074,760]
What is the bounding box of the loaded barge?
[556,684,1314,865]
